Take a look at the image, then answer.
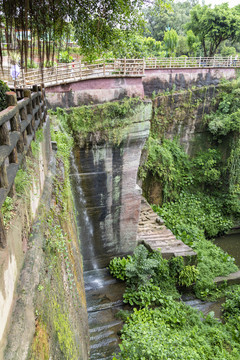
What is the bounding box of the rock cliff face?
[151,86,218,156]
[70,102,151,270]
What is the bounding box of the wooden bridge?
[1,57,239,88]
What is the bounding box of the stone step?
[139,234,176,240]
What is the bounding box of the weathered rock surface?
[214,270,240,286]
[71,102,152,271]
[143,68,236,97]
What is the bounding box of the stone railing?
[0,85,47,247]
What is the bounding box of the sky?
[203,0,239,6]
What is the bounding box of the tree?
[144,0,198,42]
[164,29,178,56]
[186,30,200,56]
[0,0,171,67]
[186,4,240,57]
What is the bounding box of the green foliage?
[51,127,73,211]
[125,245,158,286]
[31,129,44,157]
[52,301,77,360]
[206,79,240,137]
[221,45,237,57]
[27,60,38,69]
[144,0,196,42]
[0,80,10,112]
[139,137,190,202]
[192,149,221,184]
[168,256,185,280]
[57,51,73,63]
[123,284,170,307]
[153,195,237,298]
[55,97,143,145]
[108,256,132,281]
[1,196,14,225]
[163,29,178,56]
[186,3,240,57]
[223,286,240,320]
[114,302,240,359]
[109,34,164,58]
[186,30,200,56]
[154,192,232,241]
[14,169,31,196]
[178,265,199,287]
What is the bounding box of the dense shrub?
[0,80,10,111]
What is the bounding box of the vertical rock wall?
[71,103,151,270]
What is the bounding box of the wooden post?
[0,214,6,248]
[185,57,187,68]
[170,57,172,68]
[6,92,20,132]
[80,59,82,79]
[9,148,18,163]
[24,89,34,132]
[0,163,9,188]
[124,57,126,76]
[0,124,10,145]
[199,56,201,67]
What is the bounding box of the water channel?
[70,152,126,359]
[215,231,240,267]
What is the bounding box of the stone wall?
[0,119,51,358]
[1,120,89,359]
[45,67,237,110]
[46,77,144,110]
[143,68,236,97]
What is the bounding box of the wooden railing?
[0,57,239,88]
[0,85,47,247]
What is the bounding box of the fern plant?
[126,245,158,286]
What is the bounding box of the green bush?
[0,80,10,112]
[15,169,31,196]
[108,256,132,281]
[222,286,240,320]
[125,245,159,286]
[1,196,14,225]
[178,265,199,287]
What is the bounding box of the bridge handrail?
[0,56,239,87]
[144,56,239,68]
[0,85,47,247]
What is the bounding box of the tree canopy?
[186,3,240,57]
[0,0,165,66]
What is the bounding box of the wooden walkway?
[137,198,196,260]
[1,56,239,88]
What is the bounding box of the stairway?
[137,198,196,260]
[84,268,127,360]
